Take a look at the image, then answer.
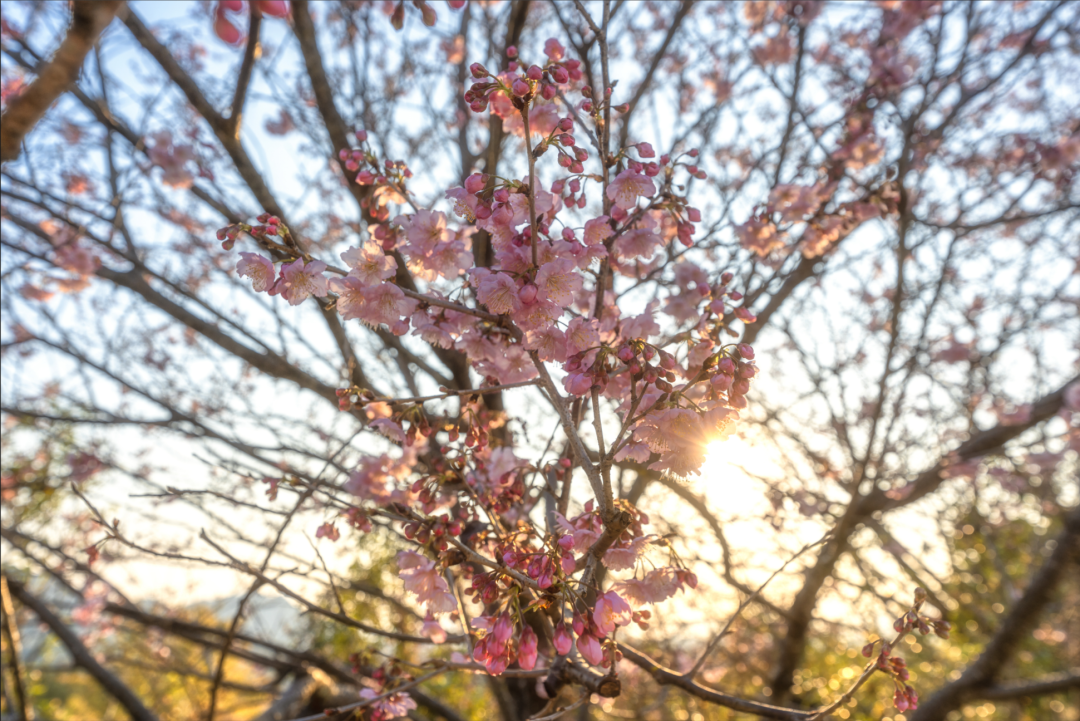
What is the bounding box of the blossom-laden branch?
[5,2,1076,720]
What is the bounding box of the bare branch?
[5,576,159,721]
[0,1,123,162]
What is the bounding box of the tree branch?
[5,576,159,721]
[617,644,812,720]
[0,1,123,162]
[909,505,1080,720]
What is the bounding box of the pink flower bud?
[518,283,538,304]
[736,343,755,360]
[527,65,543,81]
[470,62,488,78]
[493,612,513,646]
[687,207,701,222]
[554,624,573,655]
[541,83,557,100]
[577,632,604,666]
[465,173,487,194]
[637,142,655,158]
[449,0,466,9]
[551,65,569,84]
[518,626,538,670]
[511,79,530,96]
[214,12,243,45]
[506,45,518,59]
[254,1,290,19]
[567,373,592,396]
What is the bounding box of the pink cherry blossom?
[237,253,276,293]
[372,418,406,443]
[583,216,613,246]
[736,217,785,257]
[342,240,397,286]
[476,272,521,315]
[397,550,457,615]
[593,590,632,635]
[534,258,581,307]
[422,615,448,644]
[147,131,196,188]
[398,209,447,255]
[329,276,368,320]
[524,326,567,362]
[356,282,416,328]
[603,534,651,571]
[445,186,478,221]
[544,37,566,60]
[277,258,328,305]
[359,688,417,720]
[565,317,599,356]
[614,227,662,261]
[606,169,655,209]
[409,239,473,282]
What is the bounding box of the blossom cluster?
[465,39,583,112]
[220,35,768,706]
[860,587,951,712]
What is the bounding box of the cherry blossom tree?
[2,2,1078,721]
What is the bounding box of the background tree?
[1,2,1077,721]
